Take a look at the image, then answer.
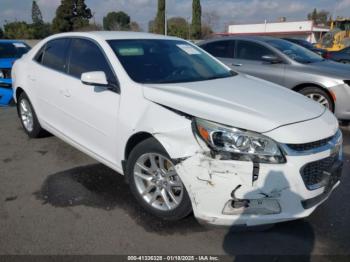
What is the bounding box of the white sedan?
[12,32,343,226]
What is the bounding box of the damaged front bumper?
[174,142,342,227]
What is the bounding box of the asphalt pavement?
[0,106,349,256]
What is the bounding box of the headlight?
[194,118,285,164]
[0,70,4,79]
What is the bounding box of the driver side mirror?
[261,55,282,64]
[81,71,109,87]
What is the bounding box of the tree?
[154,0,165,34]
[203,11,219,29]
[73,0,93,30]
[130,21,141,32]
[167,17,189,39]
[201,24,213,39]
[75,23,103,31]
[3,21,35,39]
[191,0,201,39]
[31,1,51,39]
[148,20,155,33]
[32,1,43,25]
[52,0,92,33]
[202,11,217,38]
[307,8,329,25]
[0,27,4,38]
[32,23,51,39]
[103,11,130,31]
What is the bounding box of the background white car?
[12,32,343,226]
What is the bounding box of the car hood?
[300,60,350,79]
[0,58,16,69]
[142,74,325,133]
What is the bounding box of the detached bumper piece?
[223,199,281,215]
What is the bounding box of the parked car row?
[10,32,343,227]
[282,37,350,64]
[198,36,350,122]
[0,40,30,106]
[282,38,327,57]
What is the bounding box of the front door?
[59,38,120,164]
[232,40,286,86]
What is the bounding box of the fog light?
[222,199,281,215]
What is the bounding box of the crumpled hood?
[142,74,325,133]
[0,58,16,69]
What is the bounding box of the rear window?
[0,42,30,59]
[41,38,69,72]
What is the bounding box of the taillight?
[323,52,332,59]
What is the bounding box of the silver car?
[198,36,350,121]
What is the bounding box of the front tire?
[299,86,334,112]
[126,137,192,220]
[17,92,46,138]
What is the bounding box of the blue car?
[0,40,31,106]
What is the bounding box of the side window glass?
[236,40,274,61]
[41,39,69,72]
[68,38,116,84]
[202,41,233,58]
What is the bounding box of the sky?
[1,0,350,32]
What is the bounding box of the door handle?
[232,63,243,67]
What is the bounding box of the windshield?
[0,42,30,59]
[267,39,323,64]
[108,39,235,84]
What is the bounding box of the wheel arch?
[124,132,155,161]
[292,83,335,109]
[15,87,25,103]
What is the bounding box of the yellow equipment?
[316,18,350,51]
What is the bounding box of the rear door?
[30,38,70,131]
[233,40,286,85]
[200,40,236,68]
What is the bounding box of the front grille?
[301,155,338,190]
[2,68,11,79]
[287,136,333,152]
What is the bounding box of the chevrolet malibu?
[12,32,343,226]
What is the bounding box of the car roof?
[0,39,26,44]
[199,35,282,45]
[47,31,181,41]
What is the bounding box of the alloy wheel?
[133,153,184,211]
[306,93,330,109]
[19,99,34,132]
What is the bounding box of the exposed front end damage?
[172,147,341,226]
[142,101,343,227]
[150,113,342,226]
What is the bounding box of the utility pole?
[164,0,167,35]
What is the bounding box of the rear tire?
[299,86,334,112]
[17,92,47,138]
[126,137,192,221]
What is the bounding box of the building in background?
[221,20,329,43]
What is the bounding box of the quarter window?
[236,40,274,61]
[41,38,69,72]
[67,38,116,84]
